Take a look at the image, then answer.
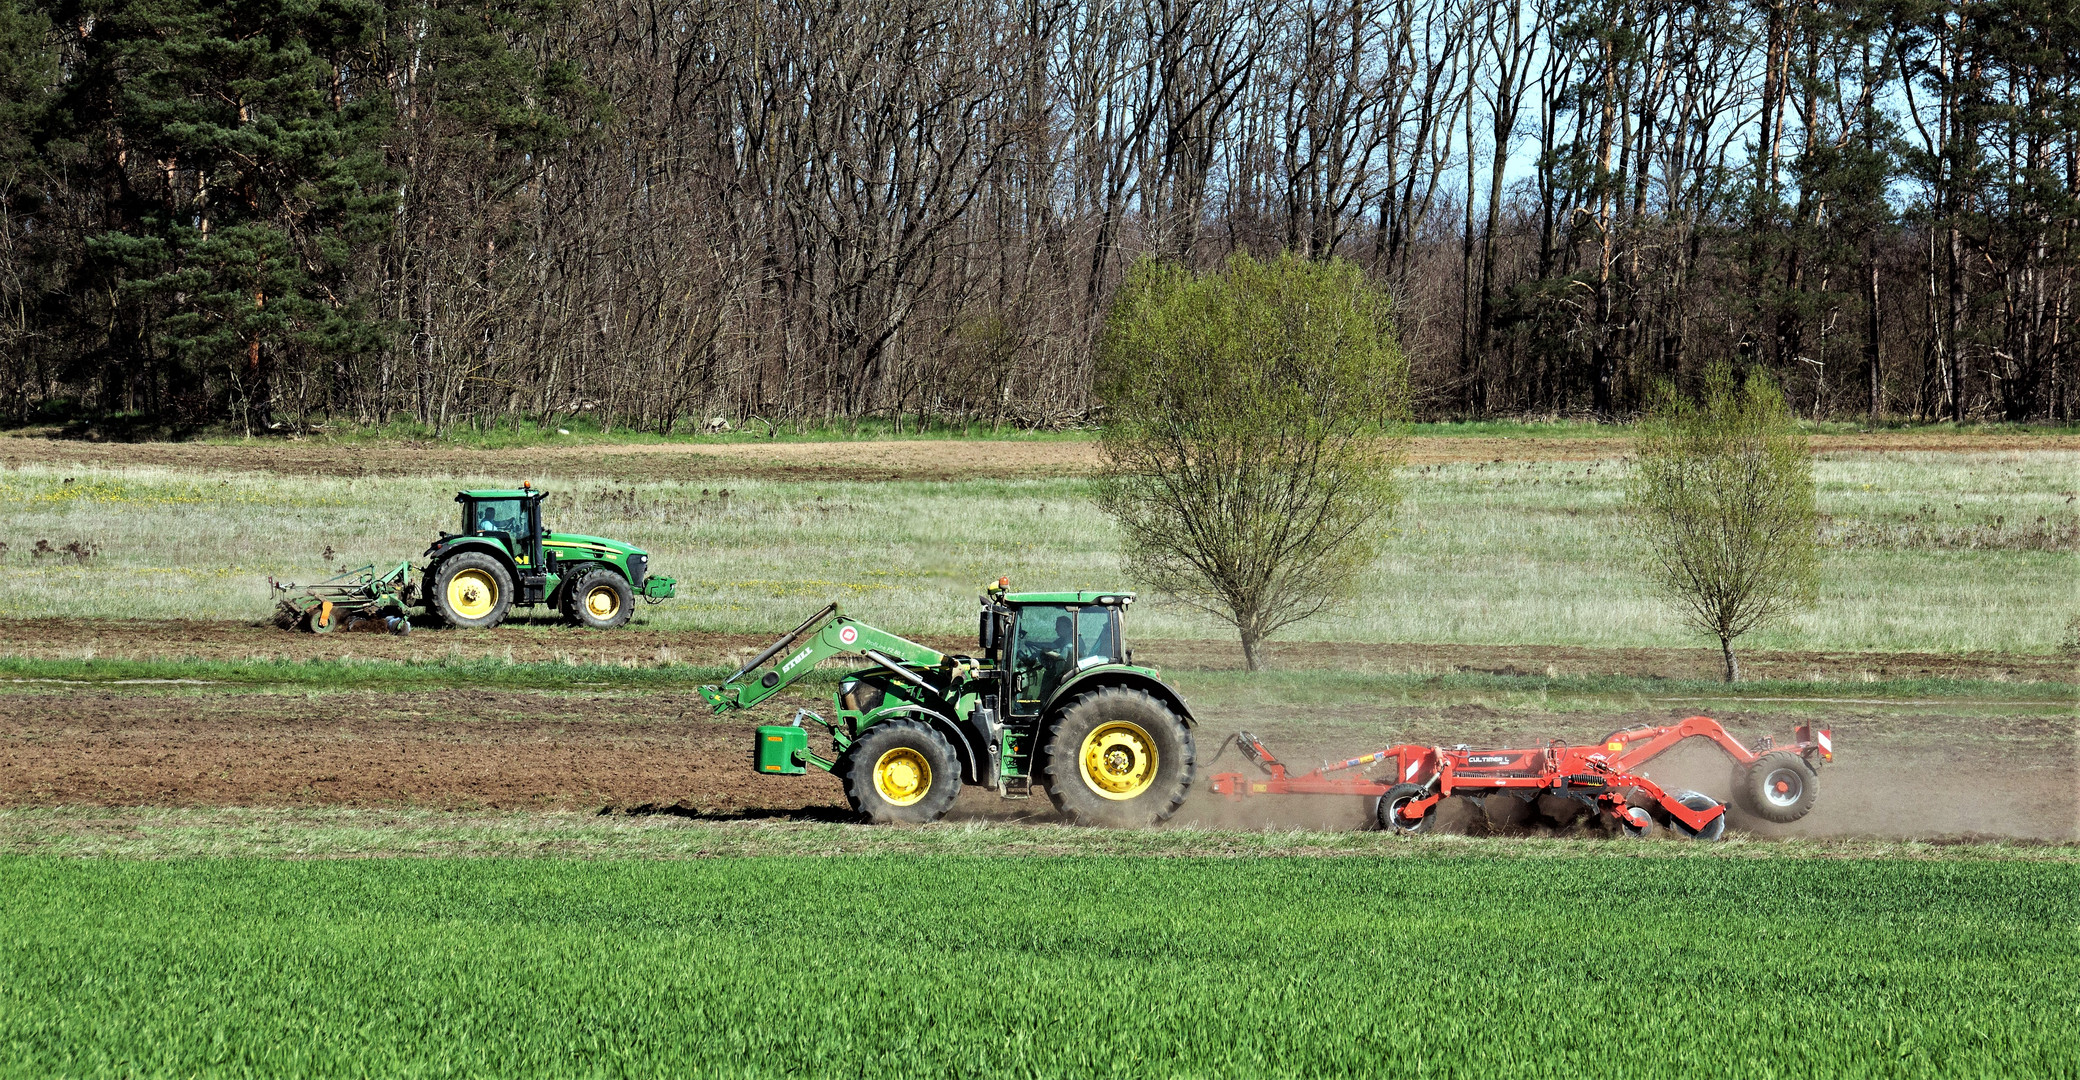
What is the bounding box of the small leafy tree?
[1626,363,1819,681]
[1096,253,1408,671]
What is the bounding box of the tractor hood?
[543,532,645,558]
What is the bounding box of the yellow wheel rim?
[446,568,498,620]
[585,584,621,619]
[1080,720,1157,801]
[873,747,932,807]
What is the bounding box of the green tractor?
[702,580,1195,827]
[421,484,676,630]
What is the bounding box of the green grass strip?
[1178,668,2079,709]
[0,655,2068,707]
[0,655,768,691]
[0,854,2072,1076]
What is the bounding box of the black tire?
[1732,751,1818,823]
[1667,789,1728,841]
[839,719,962,824]
[431,552,514,629]
[562,569,634,630]
[1375,783,1433,834]
[1043,688,1194,828]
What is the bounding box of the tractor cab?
[455,487,547,571]
[979,585,1132,717]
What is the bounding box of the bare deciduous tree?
[2,0,2075,430]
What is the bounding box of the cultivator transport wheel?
[308,601,338,633]
[1667,790,1728,841]
[563,570,634,630]
[433,552,514,630]
[839,719,962,824]
[1732,751,1819,823]
[1043,688,1194,828]
[1375,783,1433,834]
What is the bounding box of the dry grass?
[0,449,2071,652]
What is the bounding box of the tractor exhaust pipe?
[726,602,839,684]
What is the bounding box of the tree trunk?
[1239,629,1263,672]
[1866,248,1881,424]
[1720,636,1739,682]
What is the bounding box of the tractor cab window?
[1010,604,1075,712]
[470,499,527,541]
[1076,607,1117,668]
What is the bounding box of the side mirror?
[978,609,998,654]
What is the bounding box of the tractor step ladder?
[1000,775,1032,799]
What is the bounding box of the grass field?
[3,853,2073,1077]
[1,449,2073,652]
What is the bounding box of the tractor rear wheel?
[1043,688,1193,828]
[562,569,634,630]
[1732,751,1818,823]
[839,719,962,824]
[432,552,513,630]
[1667,789,1728,841]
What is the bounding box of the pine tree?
[44,0,398,427]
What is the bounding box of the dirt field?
[3,689,2070,841]
[7,431,2073,482]
[5,617,2073,684]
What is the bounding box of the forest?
[0,0,2074,433]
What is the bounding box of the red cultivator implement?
[1208,716,1833,839]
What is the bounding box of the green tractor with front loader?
[420,484,676,629]
[702,580,1196,827]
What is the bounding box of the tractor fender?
[548,559,613,604]
[860,704,986,786]
[1043,667,1197,727]
[424,539,519,591]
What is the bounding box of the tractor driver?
[475,500,525,539]
[1014,611,1076,707]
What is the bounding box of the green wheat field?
[3,854,2073,1077]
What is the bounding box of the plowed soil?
[5,617,2073,684]
[6,431,2070,482]
[3,690,2071,840]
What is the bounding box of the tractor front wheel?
[562,569,634,630]
[432,553,514,630]
[1732,751,1818,823]
[1043,688,1193,828]
[839,719,962,824]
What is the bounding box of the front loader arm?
[699,605,952,713]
